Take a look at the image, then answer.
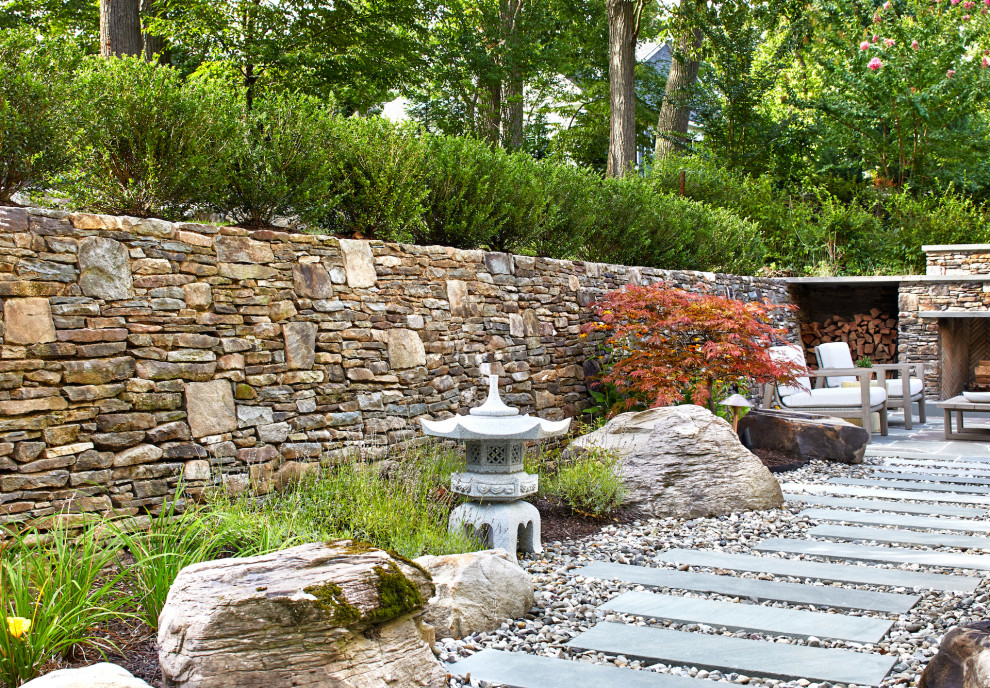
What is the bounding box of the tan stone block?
[183,283,213,310]
[446,280,472,317]
[215,235,275,264]
[3,297,55,345]
[184,459,212,481]
[283,322,317,370]
[0,395,67,415]
[387,329,426,369]
[338,239,377,288]
[269,300,297,322]
[292,262,334,299]
[218,263,277,280]
[78,236,133,300]
[185,379,237,438]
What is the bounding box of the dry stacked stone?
[0,207,795,527]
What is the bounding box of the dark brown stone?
[920,621,990,688]
[146,421,192,443]
[237,445,279,464]
[162,442,209,460]
[91,431,146,451]
[292,263,334,299]
[737,409,869,465]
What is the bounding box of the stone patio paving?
[445,409,990,688]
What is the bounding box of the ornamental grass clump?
[583,283,803,415]
[0,524,130,687]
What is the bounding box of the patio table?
[937,396,990,441]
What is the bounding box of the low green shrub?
[320,116,428,242]
[0,32,78,204]
[526,444,627,517]
[221,92,339,228]
[0,524,129,686]
[67,57,240,219]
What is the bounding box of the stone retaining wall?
[0,207,794,527]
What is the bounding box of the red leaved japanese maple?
[582,283,803,415]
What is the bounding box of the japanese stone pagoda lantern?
[420,375,570,559]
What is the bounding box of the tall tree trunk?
[654,27,703,160]
[100,0,143,58]
[141,0,169,63]
[478,80,502,146]
[501,0,524,150]
[606,0,639,177]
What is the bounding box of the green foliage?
[67,57,240,220]
[0,524,129,686]
[0,31,78,204]
[222,92,338,227]
[321,117,428,242]
[526,445,626,516]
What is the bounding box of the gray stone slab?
[447,650,716,688]
[871,471,990,486]
[802,507,990,535]
[601,591,893,643]
[809,524,990,551]
[866,449,990,463]
[655,548,978,593]
[830,477,990,495]
[575,562,919,613]
[879,462,990,476]
[758,537,990,571]
[568,623,897,685]
[782,482,990,505]
[783,493,989,517]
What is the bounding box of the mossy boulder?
[158,540,444,688]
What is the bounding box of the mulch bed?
[752,447,806,473]
[535,497,638,543]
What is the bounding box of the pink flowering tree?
[799,0,990,187]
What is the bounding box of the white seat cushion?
[781,386,887,409]
[886,378,923,398]
[769,344,812,397]
[815,342,856,387]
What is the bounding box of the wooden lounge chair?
[814,342,926,429]
[765,344,889,437]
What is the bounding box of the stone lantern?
[420,375,570,559]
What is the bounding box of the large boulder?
[21,663,151,688]
[919,621,990,688]
[568,405,783,519]
[158,541,446,688]
[415,549,534,639]
[737,409,868,465]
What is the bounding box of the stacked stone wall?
[0,207,794,527]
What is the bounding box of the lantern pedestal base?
[449,500,542,561]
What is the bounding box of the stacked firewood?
[800,309,898,365]
[975,361,990,388]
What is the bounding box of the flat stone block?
[784,493,989,517]
[448,649,718,688]
[758,538,990,571]
[782,482,990,505]
[878,462,990,477]
[185,379,237,439]
[388,329,426,369]
[809,524,990,551]
[339,239,376,288]
[830,477,990,495]
[3,297,55,344]
[655,548,978,593]
[575,562,918,613]
[567,623,896,685]
[282,322,316,370]
[78,236,133,300]
[600,590,893,643]
[801,507,990,535]
[871,470,990,486]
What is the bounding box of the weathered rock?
[283,322,317,370]
[3,297,56,344]
[114,443,164,467]
[78,237,133,300]
[415,549,534,640]
[20,662,152,688]
[158,541,445,688]
[919,621,990,688]
[184,380,237,438]
[62,358,135,385]
[568,405,783,518]
[339,239,377,288]
[737,409,869,465]
[387,329,426,369]
[214,235,275,264]
[293,262,334,299]
[446,279,472,317]
[271,460,317,491]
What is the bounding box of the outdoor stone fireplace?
[898,244,990,399]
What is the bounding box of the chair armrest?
[810,368,877,379]
[871,362,925,380]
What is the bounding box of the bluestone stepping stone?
[655,548,978,592]
[810,523,990,550]
[448,650,717,688]
[783,482,990,505]
[567,623,897,685]
[576,562,919,613]
[758,537,990,570]
[878,463,990,477]
[802,507,990,534]
[866,449,990,463]
[871,471,990,486]
[830,477,990,495]
[601,590,893,643]
[784,493,988,517]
